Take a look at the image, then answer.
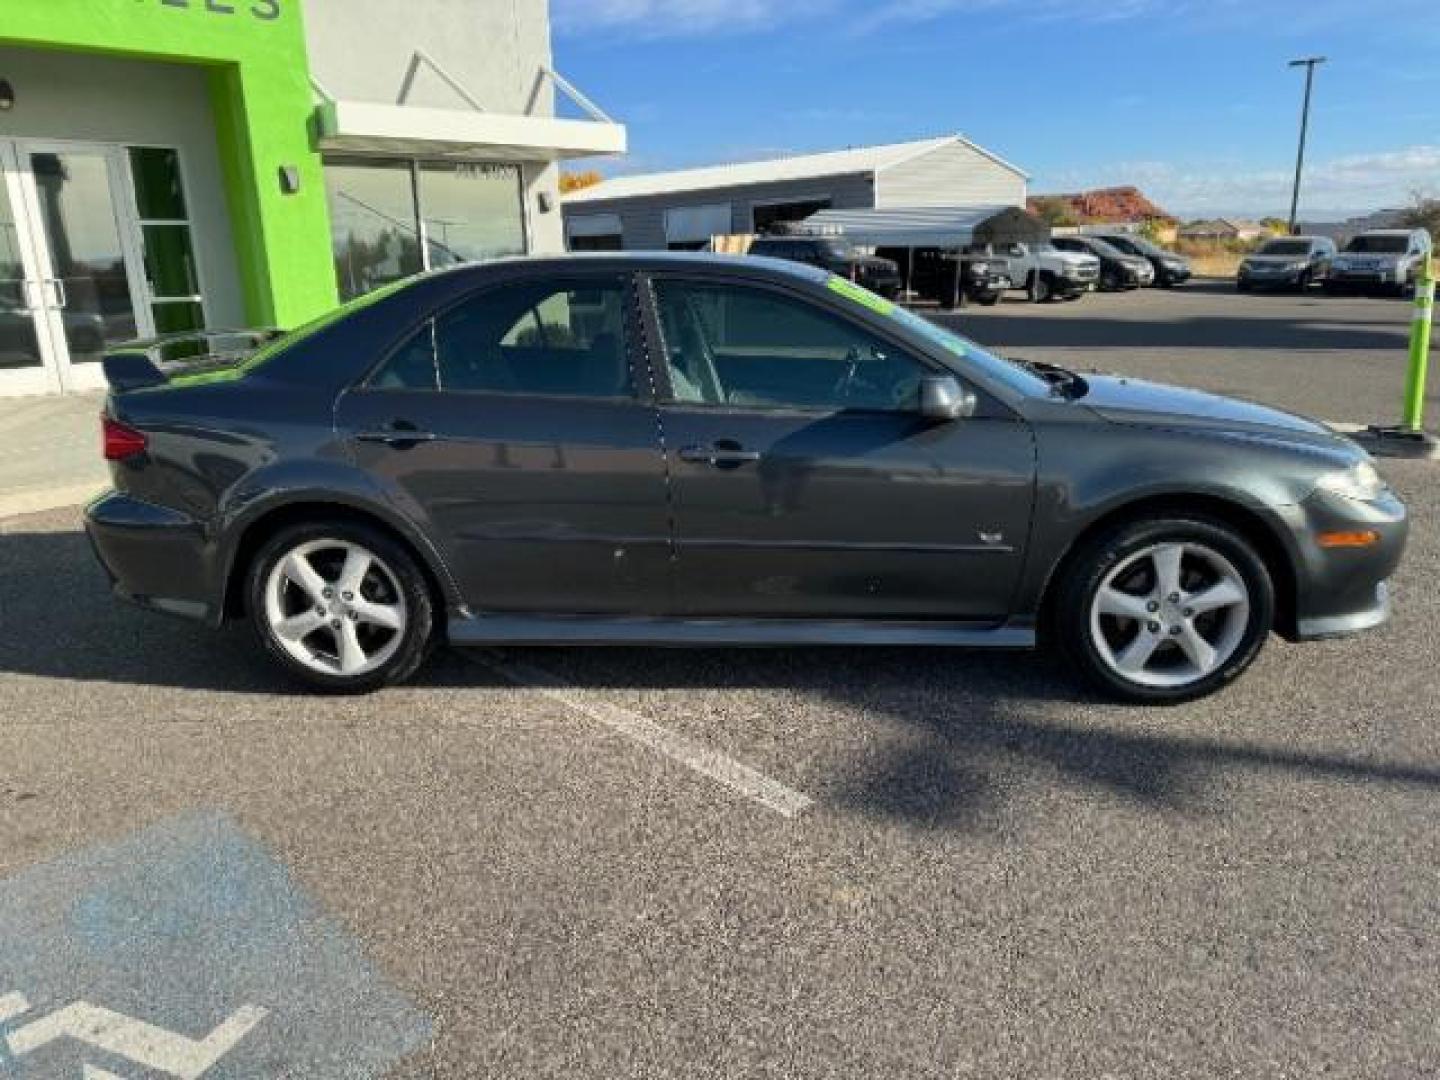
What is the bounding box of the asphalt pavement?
[947,280,1435,433]
[2,285,1438,1078]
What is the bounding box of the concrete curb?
[1328,422,1440,461]
[0,483,103,523]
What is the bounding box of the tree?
[1030,196,1079,228]
[560,171,604,194]
[1400,192,1440,237]
[1259,216,1289,236]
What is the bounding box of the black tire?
[1295,270,1312,292]
[246,520,434,693]
[1054,516,1275,704]
[1101,269,1120,292]
[975,291,1002,307]
[1236,280,1251,293]
[1028,272,1053,303]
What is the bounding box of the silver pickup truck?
[970,241,1101,302]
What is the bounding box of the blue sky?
[552,0,1440,219]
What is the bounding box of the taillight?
[102,415,148,461]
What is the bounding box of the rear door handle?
[678,443,762,467]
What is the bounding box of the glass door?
[0,140,154,396]
[0,143,60,396]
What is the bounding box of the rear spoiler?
[102,328,284,393]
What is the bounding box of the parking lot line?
[473,652,814,818]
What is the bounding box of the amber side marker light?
[1318,530,1381,549]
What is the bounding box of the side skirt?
[447,613,1037,649]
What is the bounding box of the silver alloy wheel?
[263,538,407,678]
[1088,541,1251,690]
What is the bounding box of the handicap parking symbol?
[0,812,432,1078]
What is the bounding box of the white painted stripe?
[0,992,30,1023]
[7,1002,268,1079]
[476,653,814,818]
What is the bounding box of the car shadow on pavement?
[0,526,489,695]
[6,525,1440,830]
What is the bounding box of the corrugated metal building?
[562,134,1028,251]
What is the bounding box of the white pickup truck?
[967,241,1101,302]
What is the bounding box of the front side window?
[653,280,926,412]
[371,277,633,399]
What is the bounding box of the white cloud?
[1044,146,1440,216]
[551,0,836,38]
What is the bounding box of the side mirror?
[920,374,977,421]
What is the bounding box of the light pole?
[1286,56,1326,235]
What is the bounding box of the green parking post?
[1403,256,1435,432]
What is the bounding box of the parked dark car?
[746,236,900,297]
[875,246,1010,307]
[88,254,1406,703]
[1089,232,1192,286]
[1052,236,1154,291]
[1237,236,1336,292]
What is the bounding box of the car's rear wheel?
[247,522,433,692]
[1056,517,1274,704]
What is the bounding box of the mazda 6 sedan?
[86,254,1407,703]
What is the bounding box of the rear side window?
[371,277,634,398]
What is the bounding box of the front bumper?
[1279,486,1408,642]
[1054,272,1098,295]
[1157,263,1191,285]
[1239,267,1305,289]
[85,491,220,624]
[1327,269,1400,290]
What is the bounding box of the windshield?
[1083,238,1126,259]
[824,276,1050,397]
[1256,240,1312,256]
[1344,235,1409,253]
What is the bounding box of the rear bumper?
[1281,487,1408,642]
[84,491,220,625]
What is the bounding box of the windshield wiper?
[1012,358,1089,399]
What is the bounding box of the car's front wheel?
[1056,517,1274,703]
[1028,272,1053,303]
[247,522,434,692]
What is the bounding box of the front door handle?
[355,420,437,446]
[678,442,762,468]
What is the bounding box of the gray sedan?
[87,254,1406,703]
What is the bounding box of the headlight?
[1314,461,1386,501]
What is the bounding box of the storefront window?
[129,147,203,336]
[418,162,525,269]
[324,159,424,303]
[324,158,527,302]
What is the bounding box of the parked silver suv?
[1325,228,1432,296]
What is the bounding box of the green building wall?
[1,0,339,328]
